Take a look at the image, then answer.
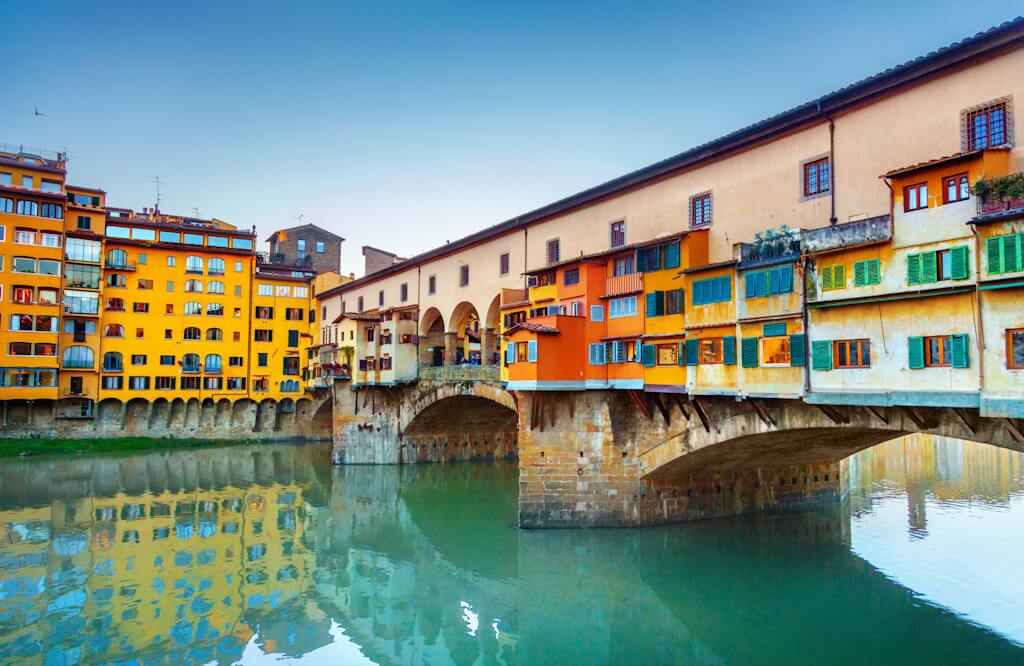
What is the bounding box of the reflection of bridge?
[2,442,1022,664]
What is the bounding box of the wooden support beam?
[865,405,889,425]
[568,392,575,420]
[815,403,848,425]
[650,393,671,426]
[748,399,776,428]
[901,406,928,430]
[529,395,538,430]
[671,394,690,421]
[691,398,712,434]
[950,407,976,435]
[1005,418,1024,446]
[627,390,652,419]
[538,393,546,433]
[547,393,556,430]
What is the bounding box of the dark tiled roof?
[319,17,1024,300]
[883,149,987,177]
[504,322,560,336]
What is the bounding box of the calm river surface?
[0,435,1022,665]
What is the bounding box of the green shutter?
[636,248,647,272]
[950,246,969,280]
[951,333,970,369]
[677,341,686,365]
[811,340,832,371]
[645,292,658,318]
[1003,234,1021,273]
[866,258,881,285]
[987,236,1003,275]
[663,242,680,269]
[741,337,759,368]
[821,265,833,291]
[854,260,868,287]
[908,336,924,369]
[833,265,845,289]
[907,254,922,285]
[685,339,699,366]
[723,336,736,365]
[790,334,806,367]
[763,322,786,337]
[921,251,938,283]
[641,343,656,367]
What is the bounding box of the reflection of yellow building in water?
[0,480,320,663]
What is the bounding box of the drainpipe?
[415,265,421,382]
[970,222,986,396]
[801,252,811,395]
[818,101,838,225]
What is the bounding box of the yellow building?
[0,145,66,408]
[98,208,257,403]
[58,185,107,418]
[251,262,315,400]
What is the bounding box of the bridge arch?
[398,382,518,463]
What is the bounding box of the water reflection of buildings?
[0,444,335,664]
[848,434,1024,536]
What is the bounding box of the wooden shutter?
[951,333,970,368]
[645,292,658,317]
[986,236,1002,275]
[907,336,924,369]
[1003,234,1021,273]
[921,251,938,283]
[833,264,845,288]
[641,343,656,367]
[677,341,686,365]
[950,246,969,280]
[768,267,782,294]
[867,258,881,285]
[663,241,680,269]
[907,254,922,285]
[723,336,736,365]
[790,334,806,367]
[745,272,759,299]
[527,340,537,363]
[777,265,793,293]
[741,337,759,368]
[685,339,699,366]
[811,340,832,371]
[822,265,834,291]
[854,260,868,286]
[763,322,786,337]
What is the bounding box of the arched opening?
[402,395,518,463]
[419,307,446,368]
[449,301,481,366]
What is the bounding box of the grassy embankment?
[0,437,238,458]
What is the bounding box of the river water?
[0,435,1022,665]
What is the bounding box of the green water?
[0,436,1023,665]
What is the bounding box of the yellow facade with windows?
[251,272,313,400]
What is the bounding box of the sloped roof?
[265,223,344,243]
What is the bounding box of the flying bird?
[33,105,46,117]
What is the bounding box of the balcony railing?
[801,215,891,254]
[420,365,500,383]
[978,196,1024,216]
[61,387,91,397]
[604,272,643,298]
[182,365,200,374]
[104,260,136,271]
[62,360,94,369]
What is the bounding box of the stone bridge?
[333,378,1024,528]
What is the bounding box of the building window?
[699,338,723,364]
[665,289,684,314]
[942,173,969,204]
[255,329,273,342]
[258,353,268,367]
[610,221,626,248]
[133,302,149,313]
[400,282,408,302]
[378,290,385,306]
[460,265,470,287]
[964,100,1009,150]
[316,240,325,253]
[564,267,579,286]
[131,354,147,366]
[656,343,678,366]
[1007,329,1024,369]
[691,276,731,305]
[761,337,792,366]
[690,192,712,228]
[904,182,928,211]
[610,253,634,276]
[160,355,175,365]
[499,252,510,276]
[428,275,437,295]
[76,215,91,231]
[803,157,830,197]
[924,335,952,367]
[546,239,560,265]
[834,339,870,368]
[608,296,638,319]
[186,256,203,273]
[357,296,364,312]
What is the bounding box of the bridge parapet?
[419,365,501,384]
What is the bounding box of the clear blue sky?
[1,1,1018,275]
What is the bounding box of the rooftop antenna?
[191,207,200,219]
[151,176,163,211]
[294,213,305,225]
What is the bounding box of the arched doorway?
[420,307,446,368]
[449,301,481,366]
